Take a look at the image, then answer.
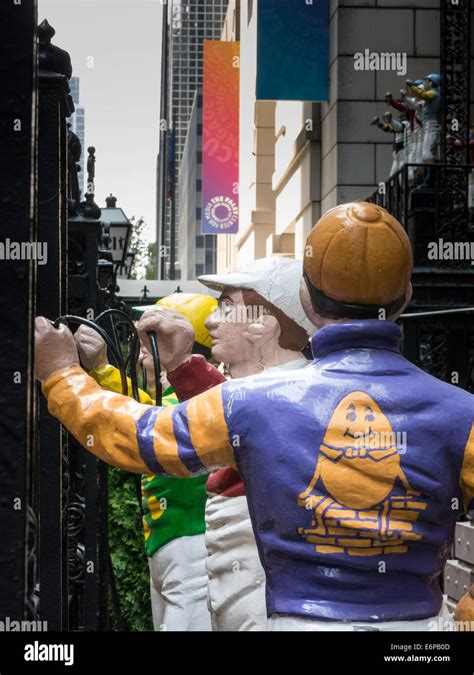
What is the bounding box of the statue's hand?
[137,307,195,372]
[406,79,414,88]
[34,317,80,383]
[74,324,108,371]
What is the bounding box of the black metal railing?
[400,307,474,393]
[367,163,473,266]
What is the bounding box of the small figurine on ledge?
[371,111,409,178]
[447,125,474,165]
[385,84,424,182]
[407,74,441,187]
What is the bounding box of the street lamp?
[116,252,136,280]
[100,194,133,267]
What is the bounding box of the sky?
[40,0,164,244]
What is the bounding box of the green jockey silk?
[141,471,208,557]
[140,391,208,557]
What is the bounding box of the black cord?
[147,332,162,407]
[129,333,141,402]
[128,332,144,520]
[53,315,128,396]
[95,308,137,333]
[95,308,142,400]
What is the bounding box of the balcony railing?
[367,163,474,267]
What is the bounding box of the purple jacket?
[222,320,474,621]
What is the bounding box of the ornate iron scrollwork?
[25,506,40,621]
[418,321,450,381]
[441,0,470,165]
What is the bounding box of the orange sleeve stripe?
[44,366,152,474]
[186,384,235,470]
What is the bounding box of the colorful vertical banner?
[202,41,240,235]
[256,0,329,101]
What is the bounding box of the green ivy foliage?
[108,466,153,631]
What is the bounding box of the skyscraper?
[68,77,86,198]
[157,0,228,279]
[178,87,218,279]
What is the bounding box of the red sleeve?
[167,354,226,402]
[389,99,406,113]
[207,467,245,497]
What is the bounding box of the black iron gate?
[0,4,118,629]
[0,0,38,623]
[36,17,71,631]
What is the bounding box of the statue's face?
[423,78,433,91]
[205,286,265,368]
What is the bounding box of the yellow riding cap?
[134,293,218,349]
